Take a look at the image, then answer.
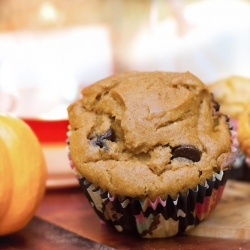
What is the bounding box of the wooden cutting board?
[185,180,250,239]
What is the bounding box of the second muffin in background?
[208,75,250,120]
[238,101,250,167]
[209,76,250,181]
[67,71,237,238]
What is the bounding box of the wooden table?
[1,180,250,250]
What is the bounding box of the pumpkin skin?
[0,136,12,223]
[0,114,47,235]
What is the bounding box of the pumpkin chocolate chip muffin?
[67,71,237,238]
[208,76,250,181]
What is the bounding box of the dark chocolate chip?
[102,128,116,142]
[95,136,105,148]
[210,93,220,112]
[172,145,201,162]
[91,128,116,149]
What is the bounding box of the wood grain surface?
[0,217,114,250]
[186,180,250,239]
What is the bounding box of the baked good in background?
[238,102,250,166]
[209,76,250,181]
[67,71,236,238]
[208,76,250,120]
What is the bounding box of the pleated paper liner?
[228,119,250,181]
[77,169,230,238]
[230,150,250,181]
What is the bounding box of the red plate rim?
[22,118,69,144]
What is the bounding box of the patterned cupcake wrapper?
[76,169,229,238]
[229,121,250,180]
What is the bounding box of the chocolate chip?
[91,128,116,149]
[210,93,220,112]
[199,170,202,177]
[95,136,105,148]
[102,128,116,142]
[172,145,201,162]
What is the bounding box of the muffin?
[237,102,250,169]
[67,71,237,238]
[208,75,250,120]
[208,76,250,180]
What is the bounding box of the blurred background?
[0,0,250,118]
[0,0,250,186]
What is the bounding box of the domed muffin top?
[68,71,234,200]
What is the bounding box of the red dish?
[22,118,69,144]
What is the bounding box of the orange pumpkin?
[0,113,47,235]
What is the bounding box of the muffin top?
[238,101,250,158]
[208,76,250,119]
[68,71,234,200]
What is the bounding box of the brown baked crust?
[68,71,232,200]
[208,76,250,119]
[238,102,250,157]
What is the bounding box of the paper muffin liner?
[66,123,236,238]
[228,119,250,181]
[230,152,250,181]
[72,168,229,238]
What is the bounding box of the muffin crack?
[156,117,184,131]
